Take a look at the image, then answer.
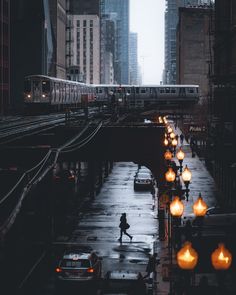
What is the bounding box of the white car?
[134,172,153,191]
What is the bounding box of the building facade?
[129,32,138,85]
[100,0,130,84]
[100,17,115,84]
[67,14,100,84]
[164,0,213,84]
[49,0,67,79]
[176,6,214,102]
[0,0,10,115]
[207,0,236,209]
[10,0,66,111]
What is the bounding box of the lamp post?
[181,165,192,201]
[176,148,185,173]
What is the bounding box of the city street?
[34,162,159,294]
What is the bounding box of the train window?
[160,89,164,93]
[42,80,50,93]
[141,89,146,93]
[165,88,170,93]
[171,89,176,93]
[24,80,31,92]
[127,89,131,94]
[136,88,139,94]
[188,88,194,93]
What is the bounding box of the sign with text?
[189,125,206,132]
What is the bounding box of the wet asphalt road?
[35,162,159,294]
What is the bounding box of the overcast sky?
[130,0,165,85]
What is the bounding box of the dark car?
[134,172,153,191]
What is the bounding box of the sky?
[130,0,165,85]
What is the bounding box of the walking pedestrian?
[180,133,184,145]
[118,213,133,242]
[143,253,159,281]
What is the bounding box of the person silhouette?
[118,213,133,242]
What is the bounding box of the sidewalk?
[153,125,219,295]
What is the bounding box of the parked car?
[55,252,96,284]
[134,172,153,191]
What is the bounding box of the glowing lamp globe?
[165,167,176,183]
[211,243,232,270]
[182,165,192,182]
[172,138,178,147]
[164,150,172,161]
[177,242,198,270]
[170,132,176,139]
[176,148,185,161]
[167,126,173,134]
[170,196,184,217]
[164,138,169,146]
[193,193,208,216]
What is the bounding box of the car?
[55,252,96,283]
[134,172,153,191]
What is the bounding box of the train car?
[94,84,199,109]
[24,75,96,113]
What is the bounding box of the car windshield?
[136,173,150,179]
[61,259,90,268]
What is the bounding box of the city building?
[49,0,67,79]
[164,0,213,84]
[129,32,138,85]
[67,14,100,84]
[10,0,65,111]
[207,0,236,209]
[176,6,214,102]
[100,18,115,84]
[100,0,130,84]
[0,0,10,115]
[69,0,99,15]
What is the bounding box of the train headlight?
[42,94,46,98]
[27,94,31,98]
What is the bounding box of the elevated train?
[24,75,199,113]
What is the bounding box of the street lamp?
[171,138,178,156]
[211,243,232,270]
[165,167,176,183]
[177,242,198,270]
[181,165,192,201]
[170,196,184,217]
[164,150,172,162]
[176,148,185,173]
[192,193,208,216]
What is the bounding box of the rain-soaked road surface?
[35,162,159,294]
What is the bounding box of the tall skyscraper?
[100,0,130,84]
[129,32,138,85]
[0,0,10,115]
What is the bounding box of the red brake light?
[55,267,62,273]
[87,267,94,273]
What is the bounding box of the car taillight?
[87,267,94,273]
[55,267,62,273]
